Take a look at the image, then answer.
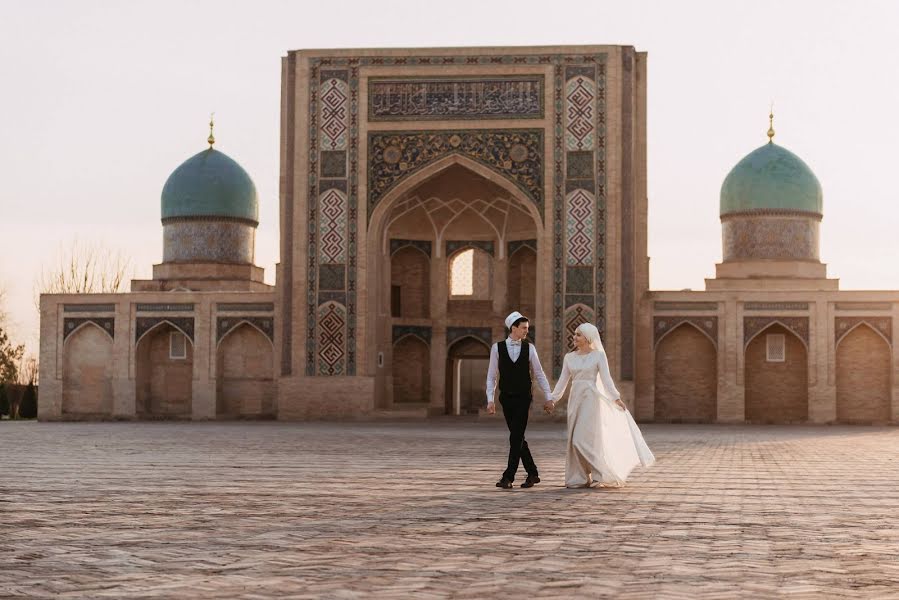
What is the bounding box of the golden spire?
[767,104,775,143]
[207,113,215,148]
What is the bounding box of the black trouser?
[500,394,538,482]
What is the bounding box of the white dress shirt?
[485,338,553,405]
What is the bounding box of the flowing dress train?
[551,350,655,487]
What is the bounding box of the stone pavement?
[1,421,899,599]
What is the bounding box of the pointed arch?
[216,322,275,419]
[63,320,114,345]
[62,321,114,417]
[836,322,892,423]
[135,319,195,348]
[654,319,718,351]
[216,319,275,351]
[744,323,808,423]
[835,320,892,351]
[744,319,809,352]
[654,322,717,423]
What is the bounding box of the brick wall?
[136,325,193,418]
[745,325,808,423]
[391,247,430,318]
[508,248,537,318]
[217,324,275,418]
[653,324,717,423]
[392,336,430,403]
[836,325,891,423]
[62,324,114,416]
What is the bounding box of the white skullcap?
[505,311,526,330]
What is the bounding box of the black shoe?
[495,478,513,489]
[521,475,540,488]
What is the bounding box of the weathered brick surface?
[62,324,113,416]
[508,247,537,319]
[136,325,193,417]
[745,325,808,423]
[216,324,275,417]
[391,246,430,318]
[654,324,717,422]
[392,335,430,403]
[836,325,891,423]
[2,422,899,598]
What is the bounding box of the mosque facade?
[38,45,899,423]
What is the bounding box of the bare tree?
[35,238,133,297]
[16,354,38,385]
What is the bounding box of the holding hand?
[543,400,555,415]
[486,403,496,415]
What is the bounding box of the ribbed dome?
[720,142,822,216]
[161,149,258,223]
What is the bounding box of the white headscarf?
[575,322,606,353]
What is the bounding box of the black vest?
[497,339,532,399]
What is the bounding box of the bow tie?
[509,340,522,346]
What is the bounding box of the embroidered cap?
[505,311,527,330]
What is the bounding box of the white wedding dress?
[551,350,655,487]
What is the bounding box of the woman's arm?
[596,350,623,403]
[550,354,572,402]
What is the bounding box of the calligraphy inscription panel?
[368,76,545,121]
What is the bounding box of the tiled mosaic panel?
[392,325,432,345]
[743,316,809,348]
[319,73,349,151]
[63,317,114,341]
[446,327,492,348]
[368,129,544,218]
[389,239,432,258]
[722,217,819,261]
[565,188,594,266]
[163,221,255,264]
[564,304,595,348]
[565,72,596,151]
[217,317,275,344]
[835,317,892,345]
[368,76,544,121]
[654,316,718,348]
[319,188,348,264]
[317,302,346,376]
[303,53,605,379]
[135,317,195,343]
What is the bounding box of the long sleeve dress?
[551,350,655,487]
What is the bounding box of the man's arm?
[485,343,499,412]
[529,345,553,402]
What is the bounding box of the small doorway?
[445,337,490,415]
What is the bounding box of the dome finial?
[207,112,215,149]
[767,103,775,143]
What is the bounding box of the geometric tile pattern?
[216,317,275,344]
[565,188,594,266]
[368,76,544,121]
[654,316,718,349]
[135,317,195,344]
[5,423,899,597]
[368,129,544,218]
[392,325,432,346]
[319,188,347,264]
[743,316,809,349]
[305,53,606,379]
[317,301,346,376]
[320,76,348,151]
[564,304,595,346]
[835,317,892,346]
[565,75,596,151]
[63,317,114,341]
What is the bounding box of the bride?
[547,323,655,488]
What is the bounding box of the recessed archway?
[62,323,114,417]
[392,334,430,404]
[445,336,491,416]
[216,322,275,418]
[836,323,891,423]
[744,324,807,423]
[654,323,717,423]
[135,322,193,418]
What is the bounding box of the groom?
[486,311,554,489]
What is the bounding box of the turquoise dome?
[720,142,822,216]
[161,148,258,223]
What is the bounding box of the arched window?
[449,249,474,296]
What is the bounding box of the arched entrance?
[216,322,275,418]
[367,155,543,414]
[654,323,717,423]
[836,324,891,423]
[744,324,808,423]
[135,322,193,418]
[62,323,113,417]
[445,336,491,415]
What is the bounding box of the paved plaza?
[2,420,899,599]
